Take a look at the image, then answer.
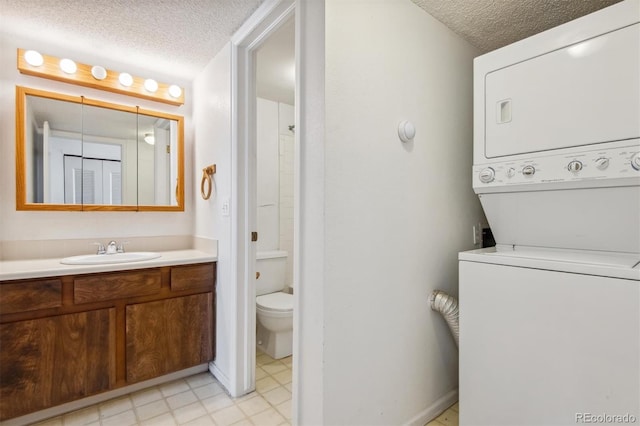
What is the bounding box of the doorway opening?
[228,0,296,418]
[253,14,295,419]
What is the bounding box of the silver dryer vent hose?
[429,290,459,347]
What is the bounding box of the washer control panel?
[474,144,640,188]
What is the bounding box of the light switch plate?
[222,199,230,216]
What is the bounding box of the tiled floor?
[425,402,459,426]
[33,352,292,426]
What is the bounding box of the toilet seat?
[256,292,293,312]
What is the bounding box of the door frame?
[229,0,295,398]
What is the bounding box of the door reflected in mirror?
[16,86,184,211]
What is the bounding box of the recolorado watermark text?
[576,413,637,424]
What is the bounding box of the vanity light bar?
[17,48,184,106]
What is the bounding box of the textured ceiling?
[410,0,624,53]
[0,0,264,80]
[0,0,626,83]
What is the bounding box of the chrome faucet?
[93,240,128,255]
[106,241,118,254]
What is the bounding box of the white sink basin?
[60,252,161,265]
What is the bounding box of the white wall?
[278,102,295,136]
[320,0,484,424]
[256,97,295,284]
[278,102,295,286]
[256,97,280,251]
[0,33,194,244]
[192,43,235,389]
[295,0,326,422]
[137,141,155,205]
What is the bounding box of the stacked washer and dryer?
[459,1,640,425]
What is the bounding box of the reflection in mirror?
[25,94,83,204]
[137,113,179,206]
[78,104,137,205]
[17,86,184,211]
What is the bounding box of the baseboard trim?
[209,361,233,395]
[405,389,458,426]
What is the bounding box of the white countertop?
[0,249,217,281]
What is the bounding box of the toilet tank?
[256,250,288,296]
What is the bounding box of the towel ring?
[201,164,216,200]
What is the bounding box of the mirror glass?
[17,87,184,211]
[137,113,180,206]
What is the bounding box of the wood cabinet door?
[125,293,213,383]
[0,308,116,421]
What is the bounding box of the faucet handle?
[117,241,130,253]
[92,242,106,255]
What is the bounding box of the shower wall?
[257,98,295,285]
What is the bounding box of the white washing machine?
[460,248,639,425]
[460,1,640,424]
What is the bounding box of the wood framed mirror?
[16,86,184,211]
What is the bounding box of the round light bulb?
[119,72,133,87]
[168,84,182,98]
[144,79,158,93]
[59,58,77,74]
[91,65,107,80]
[144,133,155,145]
[24,50,44,67]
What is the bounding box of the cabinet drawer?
[74,270,161,304]
[171,263,215,291]
[0,279,62,315]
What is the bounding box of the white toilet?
[256,250,294,359]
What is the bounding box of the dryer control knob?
[522,165,536,176]
[631,152,640,171]
[479,167,495,183]
[595,157,609,170]
[567,160,583,172]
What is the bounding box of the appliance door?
[478,185,640,253]
[483,23,639,159]
[459,259,640,426]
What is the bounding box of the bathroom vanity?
[0,255,216,421]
